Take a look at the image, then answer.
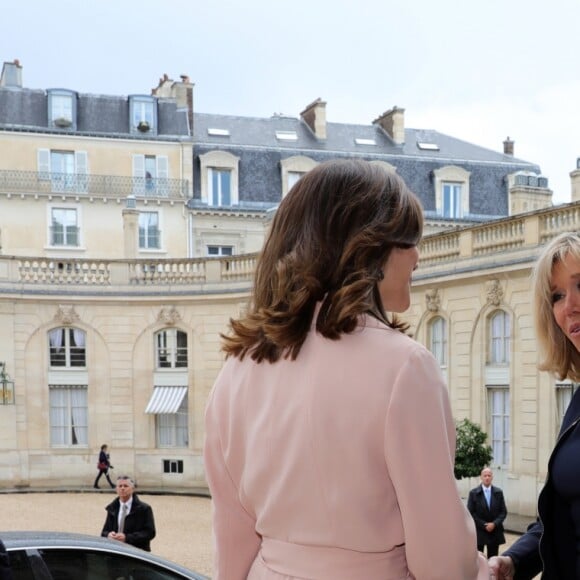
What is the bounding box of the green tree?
[454,418,493,480]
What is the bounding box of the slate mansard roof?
[0,86,191,140]
[191,111,544,218]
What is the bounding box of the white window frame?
[132,155,169,197]
[489,310,511,365]
[156,394,189,448]
[49,207,80,247]
[48,327,86,368]
[487,386,510,467]
[433,166,470,218]
[199,151,240,206]
[49,385,88,447]
[280,156,318,197]
[208,168,232,206]
[207,245,233,257]
[38,149,88,193]
[429,316,447,367]
[48,90,75,129]
[129,95,157,133]
[138,211,161,250]
[155,329,188,369]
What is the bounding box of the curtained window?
[50,385,88,446]
[49,327,86,367]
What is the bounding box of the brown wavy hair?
[221,158,424,363]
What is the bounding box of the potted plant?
[54,117,72,128]
[137,120,150,132]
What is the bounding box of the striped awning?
[145,386,187,414]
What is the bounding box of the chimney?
[300,98,327,140]
[0,59,22,88]
[503,137,514,156]
[152,73,195,133]
[373,106,405,145]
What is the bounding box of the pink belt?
[255,537,410,579]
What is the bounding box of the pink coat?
[204,313,489,579]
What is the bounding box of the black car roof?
[0,531,207,579]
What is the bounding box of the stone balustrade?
[2,202,580,292]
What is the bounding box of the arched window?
[48,327,86,368]
[280,155,318,197]
[155,329,188,369]
[429,316,447,367]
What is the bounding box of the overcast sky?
[3,0,579,203]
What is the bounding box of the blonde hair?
[533,232,580,381]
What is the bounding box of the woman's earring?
[377,270,384,281]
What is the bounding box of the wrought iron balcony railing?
[0,170,189,200]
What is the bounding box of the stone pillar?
[122,201,139,259]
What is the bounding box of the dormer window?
[130,96,156,134]
[48,90,75,130]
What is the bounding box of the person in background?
[490,232,580,579]
[204,159,489,579]
[101,475,156,552]
[468,467,507,558]
[94,443,115,489]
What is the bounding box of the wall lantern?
[0,362,15,405]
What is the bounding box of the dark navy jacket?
[504,387,580,579]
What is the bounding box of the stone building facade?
[2,58,579,515]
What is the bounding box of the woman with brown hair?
[204,159,488,579]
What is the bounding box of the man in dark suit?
[101,475,156,551]
[467,467,507,558]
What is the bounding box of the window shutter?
[75,151,88,175]
[133,154,145,177]
[156,156,169,179]
[38,149,50,180]
[132,155,145,195]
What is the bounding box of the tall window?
[208,168,232,206]
[132,155,168,196]
[130,96,156,133]
[50,208,79,247]
[155,329,188,368]
[489,311,511,364]
[49,385,88,446]
[49,91,74,128]
[442,183,463,218]
[429,317,447,367]
[139,212,160,250]
[199,151,239,206]
[37,149,88,193]
[556,382,579,436]
[157,395,188,447]
[49,328,86,368]
[488,387,510,466]
[433,166,470,219]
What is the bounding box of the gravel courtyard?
[0,491,523,578]
[0,491,213,577]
